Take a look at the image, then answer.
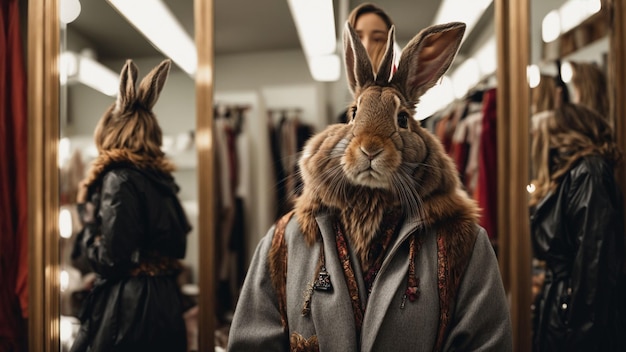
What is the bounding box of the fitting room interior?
[12,0,626,351]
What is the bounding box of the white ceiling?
[66,0,489,62]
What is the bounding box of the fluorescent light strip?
[288,0,336,56]
[433,0,493,40]
[107,0,197,76]
[308,54,341,82]
[61,51,119,96]
[77,54,120,96]
[288,0,340,81]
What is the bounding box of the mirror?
[212,0,500,348]
[528,0,625,350]
[56,0,203,350]
[32,0,626,350]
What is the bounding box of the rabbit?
[294,21,479,268]
[228,21,512,352]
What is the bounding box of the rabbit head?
[295,22,479,262]
[94,59,171,159]
[78,59,174,203]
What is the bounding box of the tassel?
[302,284,313,316]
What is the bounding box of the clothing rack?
[464,72,497,100]
[266,108,303,125]
[265,107,313,219]
[214,103,250,134]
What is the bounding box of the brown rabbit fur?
[294,22,479,269]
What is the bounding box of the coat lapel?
[360,218,423,352]
[311,214,359,352]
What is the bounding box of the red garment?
[0,0,28,350]
[450,137,469,187]
[477,88,497,246]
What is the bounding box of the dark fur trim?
[77,149,174,203]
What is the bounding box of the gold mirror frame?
[27,0,215,351]
[495,0,626,350]
[495,0,532,350]
[25,0,626,350]
[608,0,626,224]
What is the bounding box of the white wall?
[215,49,353,126]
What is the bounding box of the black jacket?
[71,164,191,352]
[531,155,625,352]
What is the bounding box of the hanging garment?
[477,88,498,248]
[0,0,28,350]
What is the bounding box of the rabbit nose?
[360,145,383,160]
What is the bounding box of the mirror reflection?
[214,0,503,349]
[528,1,625,350]
[58,1,198,350]
[52,0,521,349]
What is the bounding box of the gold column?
[28,0,60,350]
[495,0,532,350]
[195,0,215,351]
[608,0,626,238]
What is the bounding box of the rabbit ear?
[115,60,139,112]
[137,59,172,110]
[375,25,396,84]
[391,22,465,102]
[344,21,374,94]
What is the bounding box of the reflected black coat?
[70,164,191,352]
[531,155,625,352]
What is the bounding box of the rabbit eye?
[351,107,357,120]
[397,111,409,129]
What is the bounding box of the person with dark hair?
[347,3,394,73]
[337,3,395,123]
[529,102,625,351]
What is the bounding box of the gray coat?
[228,212,512,351]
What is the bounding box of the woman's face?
[354,13,389,64]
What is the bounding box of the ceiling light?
[561,61,573,83]
[308,54,340,82]
[59,208,73,239]
[433,0,493,37]
[59,0,81,24]
[77,54,119,96]
[542,0,601,43]
[288,0,339,81]
[107,0,197,76]
[559,0,601,33]
[61,51,119,97]
[527,64,541,88]
[542,10,561,43]
[287,0,336,57]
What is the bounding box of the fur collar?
[77,149,174,203]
